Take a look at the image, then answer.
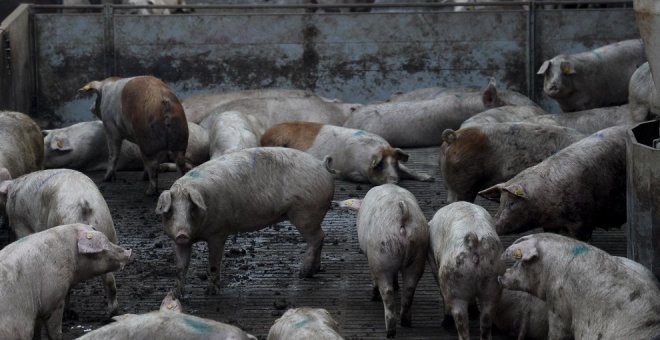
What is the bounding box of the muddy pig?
[268,307,344,340]
[261,121,433,185]
[427,202,503,340]
[492,289,548,340]
[629,62,660,121]
[460,105,548,128]
[500,233,660,339]
[524,104,638,135]
[479,125,627,240]
[156,147,334,297]
[0,168,121,315]
[0,111,43,178]
[349,184,429,337]
[43,120,208,172]
[344,79,537,147]
[537,39,645,112]
[0,223,131,340]
[440,122,584,203]
[201,110,262,157]
[79,76,189,195]
[78,293,257,340]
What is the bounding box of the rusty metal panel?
[534,9,640,112]
[34,13,105,123]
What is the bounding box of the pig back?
[0,111,44,177]
[460,105,548,128]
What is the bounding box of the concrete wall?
[0,5,35,115]
[28,5,639,125]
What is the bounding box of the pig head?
[367,147,409,185]
[156,185,207,246]
[538,56,576,100]
[498,236,544,299]
[75,225,133,283]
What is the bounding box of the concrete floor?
[11,146,625,339]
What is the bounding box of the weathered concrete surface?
[0,5,34,115]
[627,120,660,278]
[0,147,625,339]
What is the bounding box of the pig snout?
[175,231,191,245]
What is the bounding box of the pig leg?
[449,299,469,340]
[289,210,326,278]
[173,150,186,176]
[547,310,572,340]
[375,272,397,338]
[206,234,228,295]
[477,281,498,340]
[142,156,160,196]
[104,136,123,182]
[102,273,118,316]
[397,163,434,182]
[174,243,192,299]
[45,300,64,340]
[400,257,425,327]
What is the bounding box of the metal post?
[103,3,115,77]
[526,0,536,100]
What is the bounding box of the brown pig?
[79,76,189,195]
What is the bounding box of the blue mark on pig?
[353,130,366,138]
[293,319,311,329]
[572,245,589,257]
[184,317,212,333]
[591,132,606,140]
[591,50,603,61]
[187,170,201,178]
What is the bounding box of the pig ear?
[393,148,409,162]
[502,184,526,199]
[155,190,172,215]
[442,129,457,145]
[0,168,12,183]
[560,61,576,75]
[510,243,539,263]
[77,229,106,254]
[50,136,73,151]
[370,153,383,169]
[478,184,503,202]
[188,188,207,212]
[482,78,499,108]
[335,198,362,210]
[160,292,183,313]
[537,60,551,75]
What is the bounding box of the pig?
[260,121,433,185]
[492,289,548,340]
[343,79,539,147]
[460,105,548,128]
[156,147,334,297]
[629,62,660,122]
[0,168,121,315]
[267,307,344,340]
[499,233,660,339]
[479,125,627,241]
[0,111,44,178]
[43,120,208,172]
[181,88,354,124]
[0,223,131,340]
[537,39,646,112]
[427,202,504,340]
[439,122,584,203]
[200,110,262,157]
[211,95,353,128]
[79,76,189,195]
[78,293,257,340]
[350,184,429,338]
[523,104,638,135]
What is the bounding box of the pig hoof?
[103,173,116,182]
[441,315,455,329]
[386,329,396,338]
[106,302,119,317]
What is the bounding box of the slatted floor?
[4,146,624,339]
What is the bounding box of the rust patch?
[445,127,489,166]
[260,121,323,151]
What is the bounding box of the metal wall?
[0,5,35,115]
[29,4,638,124]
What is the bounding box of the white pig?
[267,307,344,340]
[0,169,121,315]
[260,121,433,184]
[344,79,538,147]
[427,202,504,340]
[523,104,638,135]
[500,233,660,339]
[200,110,262,157]
[355,184,429,337]
[43,120,209,172]
[0,224,131,340]
[156,147,334,298]
[460,105,548,128]
[492,289,549,340]
[629,62,660,121]
[0,111,43,178]
[78,293,257,340]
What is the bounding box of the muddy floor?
[5,147,625,339]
